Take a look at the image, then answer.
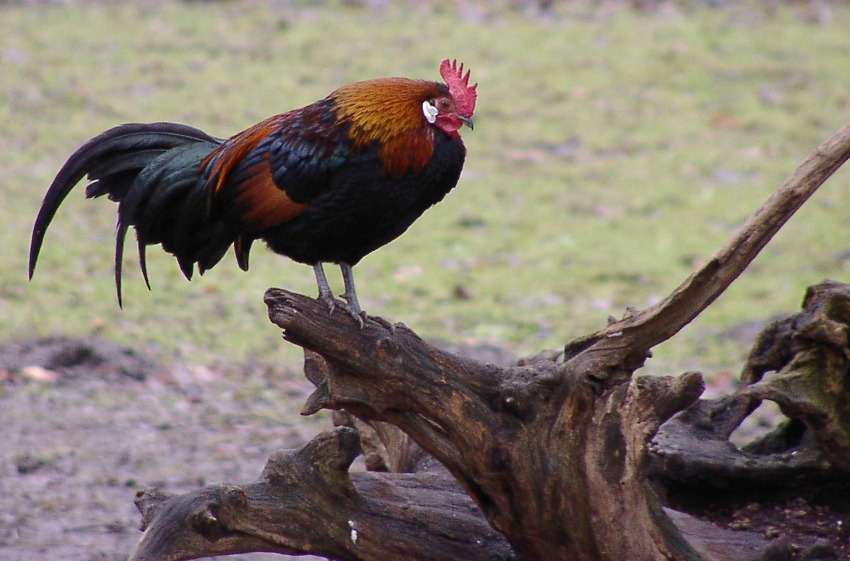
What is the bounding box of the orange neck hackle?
[332,77,446,177]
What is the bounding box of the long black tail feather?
[29,122,233,306]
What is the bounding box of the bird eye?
[422,100,438,124]
[439,99,452,110]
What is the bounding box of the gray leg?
[339,263,365,321]
[313,263,336,312]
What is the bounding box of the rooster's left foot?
[340,292,366,328]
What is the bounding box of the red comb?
[440,59,477,118]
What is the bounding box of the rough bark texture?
[127,122,850,561]
[130,427,514,561]
[652,281,850,490]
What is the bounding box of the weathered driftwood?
[131,427,514,561]
[128,122,850,561]
[652,281,850,490]
[259,293,743,561]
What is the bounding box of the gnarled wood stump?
[128,123,850,561]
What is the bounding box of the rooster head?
[422,59,477,136]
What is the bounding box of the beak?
[459,115,474,130]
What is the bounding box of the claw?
[340,298,366,328]
[320,293,337,315]
[370,315,397,333]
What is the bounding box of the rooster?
[29,59,477,321]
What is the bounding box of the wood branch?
[266,292,554,519]
[307,349,444,474]
[129,427,514,561]
[333,411,442,473]
[651,280,850,488]
[564,121,850,370]
[320,355,767,559]
[266,290,734,561]
[651,396,835,489]
[304,344,774,561]
[743,281,850,470]
[123,282,850,561]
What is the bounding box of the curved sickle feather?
[29,132,125,279]
[29,123,218,281]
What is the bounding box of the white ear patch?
[422,100,438,124]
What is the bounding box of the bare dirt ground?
[0,336,328,561]
[1,335,849,560]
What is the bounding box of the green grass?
[3,1,850,375]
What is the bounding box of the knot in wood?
[297,427,362,470]
[497,390,531,420]
[191,505,227,540]
[376,337,404,363]
[495,366,562,421]
[583,369,607,396]
[224,488,249,509]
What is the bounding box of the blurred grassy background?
[2,0,850,378]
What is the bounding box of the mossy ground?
[3,1,850,376]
